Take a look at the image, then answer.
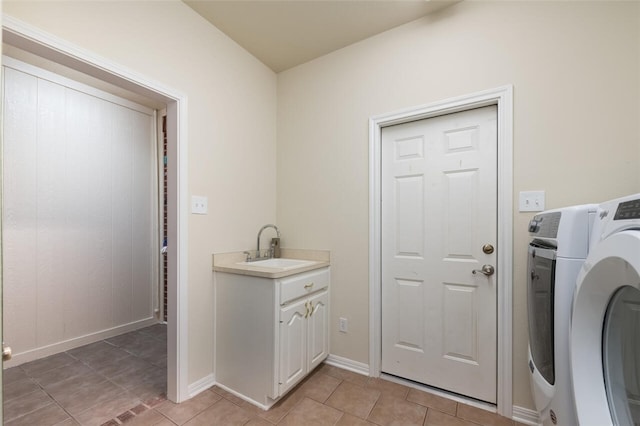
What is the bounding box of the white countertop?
[212,248,330,279]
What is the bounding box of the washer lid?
[571,230,640,425]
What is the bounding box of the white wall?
[276,1,640,410]
[3,62,157,365]
[3,0,277,386]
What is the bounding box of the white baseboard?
[4,317,159,368]
[188,373,216,398]
[324,353,369,376]
[214,382,272,411]
[325,353,540,425]
[512,405,541,425]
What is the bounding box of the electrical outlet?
[339,317,348,333]
[191,196,208,215]
[519,191,545,212]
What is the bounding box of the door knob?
[3,343,12,361]
[482,244,494,254]
[472,264,495,276]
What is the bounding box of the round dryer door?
[571,230,640,425]
[603,286,640,425]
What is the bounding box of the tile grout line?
[5,325,168,426]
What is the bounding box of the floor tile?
[110,365,165,390]
[225,398,266,419]
[90,354,154,379]
[139,347,168,367]
[367,394,427,426]
[54,418,81,426]
[406,388,457,416]
[138,324,167,341]
[105,331,143,349]
[5,402,70,426]
[128,371,167,401]
[73,344,131,369]
[183,399,253,426]
[44,370,106,398]
[155,389,221,424]
[366,378,410,400]
[33,361,94,388]
[335,413,377,426]
[72,393,141,426]
[150,355,168,369]
[3,377,41,402]
[4,367,29,384]
[257,389,305,424]
[325,381,380,419]
[143,394,168,408]
[52,379,128,415]
[67,341,114,362]
[4,389,55,422]
[244,418,274,426]
[115,333,159,357]
[425,409,479,426]
[318,364,369,387]
[456,403,513,426]
[210,386,247,406]
[2,326,512,426]
[20,353,76,377]
[294,372,341,403]
[3,325,167,426]
[279,397,343,426]
[120,409,174,426]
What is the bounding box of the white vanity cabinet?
[278,273,329,396]
[215,266,329,409]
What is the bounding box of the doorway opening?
[368,86,513,417]
[1,16,189,403]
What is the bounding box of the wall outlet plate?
[191,196,208,215]
[519,191,545,212]
[339,317,348,333]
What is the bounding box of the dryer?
[527,204,597,425]
[571,193,640,425]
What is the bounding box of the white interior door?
[381,105,498,403]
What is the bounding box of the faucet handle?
[243,251,252,262]
[271,237,281,258]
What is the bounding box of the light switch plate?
[191,196,208,215]
[519,191,545,212]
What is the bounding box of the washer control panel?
[529,212,561,237]
[614,198,640,221]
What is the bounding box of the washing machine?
[527,204,597,425]
[571,193,640,425]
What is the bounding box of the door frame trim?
[368,85,513,417]
[2,15,190,403]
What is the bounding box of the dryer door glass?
[603,285,640,425]
[527,244,556,385]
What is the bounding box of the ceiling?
[183,1,459,73]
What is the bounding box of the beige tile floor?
[3,325,523,426]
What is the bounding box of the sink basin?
[237,258,317,270]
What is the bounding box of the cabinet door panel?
[308,291,329,371]
[279,299,307,395]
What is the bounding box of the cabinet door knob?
[308,301,314,317]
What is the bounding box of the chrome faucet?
[256,224,280,259]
